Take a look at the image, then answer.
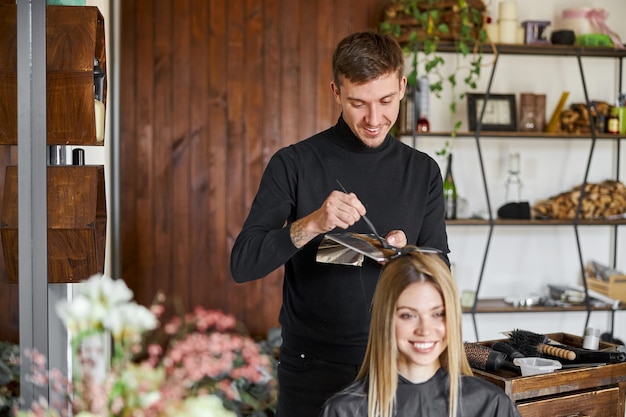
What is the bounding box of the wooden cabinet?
[516,387,622,417]
[476,334,626,417]
[0,5,106,145]
[1,166,106,283]
[0,5,107,283]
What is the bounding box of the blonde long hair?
[356,250,473,417]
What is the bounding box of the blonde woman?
[320,249,520,417]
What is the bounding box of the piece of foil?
[316,236,365,266]
[316,233,390,266]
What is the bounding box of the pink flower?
[20,290,277,417]
[151,304,165,317]
[164,317,182,335]
[217,379,238,401]
[30,350,47,367]
[110,396,124,414]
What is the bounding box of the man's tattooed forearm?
[290,220,310,248]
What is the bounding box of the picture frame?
[467,93,517,131]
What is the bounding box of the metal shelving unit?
[407,42,626,340]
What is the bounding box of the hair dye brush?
[561,346,626,364]
[464,342,519,373]
[506,329,576,361]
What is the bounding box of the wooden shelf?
[399,131,625,140]
[1,166,107,283]
[462,298,622,314]
[0,5,106,145]
[447,218,626,226]
[421,41,626,58]
[0,6,108,285]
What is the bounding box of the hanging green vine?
[381,0,491,152]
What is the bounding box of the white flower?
[56,295,103,334]
[177,395,236,417]
[105,303,158,342]
[56,274,157,349]
[140,390,162,410]
[80,274,133,309]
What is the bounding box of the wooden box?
[0,166,107,283]
[587,274,626,304]
[0,5,106,145]
[475,333,626,417]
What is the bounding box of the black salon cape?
[320,368,521,417]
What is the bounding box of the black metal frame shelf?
[464,299,623,338]
[462,298,622,314]
[400,131,626,140]
[414,43,626,340]
[430,41,626,58]
[447,218,626,226]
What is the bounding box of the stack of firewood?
[558,101,610,134]
[533,180,626,220]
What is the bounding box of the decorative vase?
[73,331,110,385]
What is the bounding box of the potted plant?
[16,274,278,417]
[380,0,491,147]
[0,341,19,417]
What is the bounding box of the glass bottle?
[519,110,537,132]
[607,106,620,134]
[416,76,430,133]
[416,114,430,133]
[93,57,105,142]
[397,85,415,134]
[93,57,105,102]
[504,152,522,202]
[518,93,538,132]
[443,153,457,219]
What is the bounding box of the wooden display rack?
[1,166,107,283]
[0,5,106,145]
[587,274,626,304]
[475,333,626,417]
[0,5,107,284]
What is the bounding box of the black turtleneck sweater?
[230,116,449,364]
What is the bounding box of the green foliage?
[0,341,19,417]
[381,0,489,145]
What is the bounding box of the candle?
[499,1,518,21]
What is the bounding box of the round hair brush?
[464,342,507,371]
[507,329,576,361]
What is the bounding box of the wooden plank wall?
[0,0,387,342]
[117,0,387,337]
[0,0,24,343]
[0,148,16,343]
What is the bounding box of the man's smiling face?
[331,71,406,148]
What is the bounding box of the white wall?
[405,0,626,342]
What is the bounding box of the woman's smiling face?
[394,281,447,383]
